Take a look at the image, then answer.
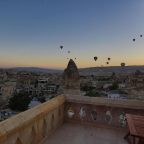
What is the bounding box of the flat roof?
[43,123,127,144]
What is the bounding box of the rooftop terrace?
[43,123,127,144]
[0,95,143,144]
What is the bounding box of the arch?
[42,119,47,137]
[79,107,86,119]
[15,138,23,144]
[119,112,126,127]
[59,107,61,117]
[105,110,112,124]
[51,114,54,130]
[91,110,97,121]
[31,126,36,144]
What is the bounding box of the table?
[124,114,144,144]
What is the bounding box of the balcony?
[42,123,127,144]
[0,95,143,144]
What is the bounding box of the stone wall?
[0,95,65,144]
[0,94,144,144]
[65,95,144,128]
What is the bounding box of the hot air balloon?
[60,45,63,49]
[106,62,109,65]
[108,57,111,61]
[94,56,98,61]
[133,39,135,42]
[68,51,71,54]
[140,35,143,37]
[75,58,76,60]
[121,62,125,67]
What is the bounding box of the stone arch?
[42,119,47,137]
[15,138,23,144]
[59,107,61,117]
[105,110,112,124]
[51,114,54,130]
[91,110,97,121]
[31,126,37,144]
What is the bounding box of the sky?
[0,0,144,69]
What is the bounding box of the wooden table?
[124,114,144,144]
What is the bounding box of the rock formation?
[63,59,81,95]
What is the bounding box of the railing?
[65,95,144,128]
[0,95,65,144]
[0,94,144,144]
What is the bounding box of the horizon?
[0,0,144,68]
[1,64,144,71]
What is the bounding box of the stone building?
[1,82,16,99]
[63,59,81,96]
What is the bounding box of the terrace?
[0,95,143,144]
[43,123,127,144]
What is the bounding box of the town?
[0,61,144,121]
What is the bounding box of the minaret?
[63,59,81,96]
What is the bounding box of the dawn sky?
[0,0,144,69]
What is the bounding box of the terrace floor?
[43,123,128,144]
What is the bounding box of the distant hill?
[79,66,144,75]
[1,65,144,75]
[3,67,63,73]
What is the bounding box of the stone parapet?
[0,94,144,143]
[0,95,65,144]
[65,95,144,128]
[65,95,144,110]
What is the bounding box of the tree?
[37,96,46,103]
[85,90,101,97]
[80,85,95,91]
[135,70,143,75]
[111,72,116,79]
[109,82,118,90]
[8,91,31,111]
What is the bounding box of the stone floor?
[43,123,128,144]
